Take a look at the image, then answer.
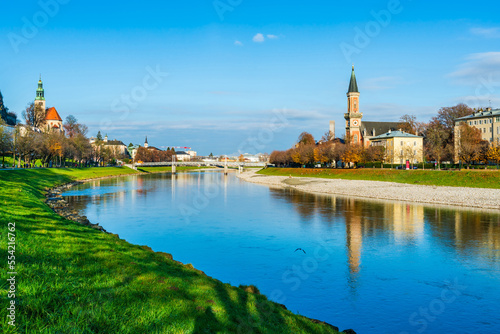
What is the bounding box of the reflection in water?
[270,188,500,274]
[63,173,500,333]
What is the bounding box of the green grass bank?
[259,168,500,189]
[0,167,340,333]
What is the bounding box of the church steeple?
[36,75,45,101]
[348,65,359,93]
[35,75,46,113]
[345,66,363,145]
[144,136,149,148]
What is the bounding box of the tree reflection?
[270,187,500,278]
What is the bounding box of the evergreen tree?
[0,91,7,120]
[96,131,103,141]
[0,91,15,125]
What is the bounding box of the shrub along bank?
[259,167,500,189]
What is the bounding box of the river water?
[63,171,500,333]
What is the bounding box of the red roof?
[46,107,62,121]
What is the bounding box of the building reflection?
[269,188,500,283]
[64,175,500,288]
[344,198,362,288]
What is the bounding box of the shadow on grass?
[0,168,340,333]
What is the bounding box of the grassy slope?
[259,168,500,189]
[0,167,339,334]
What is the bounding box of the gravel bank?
[237,170,500,210]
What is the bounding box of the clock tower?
[344,66,362,144]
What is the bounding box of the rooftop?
[371,130,422,140]
[104,140,126,146]
[361,121,399,137]
[455,108,500,122]
[45,107,62,121]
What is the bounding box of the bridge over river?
[133,161,267,168]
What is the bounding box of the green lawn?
[0,167,340,333]
[259,167,500,189]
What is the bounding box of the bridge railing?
[135,161,267,167]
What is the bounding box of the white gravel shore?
[237,170,500,210]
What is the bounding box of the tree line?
[134,146,175,162]
[270,104,500,168]
[0,102,128,167]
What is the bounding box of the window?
[469,121,472,125]
[414,141,416,146]
[400,150,403,155]
[490,119,493,124]
[483,128,486,133]
[480,120,483,124]
[400,141,403,146]
[474,121,477,125]
[414,150,416,155]
[490,127,492,133]
[497,127,499,134]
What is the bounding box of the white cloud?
[470,27,500,39]
[454,95,500,108]
[363,103,436,121]
[448,52,500,86]
[234,40,243,46]
[267,34,278,39]
[252,33,265,43]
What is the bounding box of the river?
[62,171,500,333]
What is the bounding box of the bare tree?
[435,104,474,139]
[64,115,88,138]
[23,102,46,128]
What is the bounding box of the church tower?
[35,75,46,112]
[344,66,363,144]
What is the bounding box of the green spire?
[35,75,45,101]
[348,65,358,93]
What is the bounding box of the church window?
[354,134,358,143]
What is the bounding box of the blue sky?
[1,0,499,155]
